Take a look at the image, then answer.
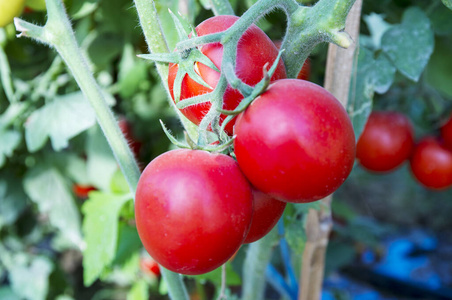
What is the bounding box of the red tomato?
[274,40,310,80]
[243,189,286,244]
[73,184,96,199]
[356,111,414,172]
[410,137,452,189]
[140,256,161,278]
[441,114,452,150]
[233,79,356,203]
[135,149,253,275]
[168,15,287,135]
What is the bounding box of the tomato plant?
[135,149,253,275]
[0,0,25,27]
[356,111,414,172]
[168,15,287,135]
[410,137,452,190]
[441,113,452,150]
[233,79,355,203]
[244,189,286,244]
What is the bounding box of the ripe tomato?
[73,184,96,199]
[243,189,286,244]
[135,149,253,275]
[168,15,287,135]
[0,0,25,28]
[140,256,161,278]
[234,79,355,203]
[356,111,414,172]
[441,114,452,150]
[410,137,452,189]
[274,40,310,80]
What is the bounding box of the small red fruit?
[441,114,452,150]
[244,189,286,244]
[274,40,310,80]
[168,15,287,135]
[135,149,253,275]
[356,111,414,172]
[410,137,452,190]
[140,256,161,277]
[234,79,355,203]
[73,184,96,199]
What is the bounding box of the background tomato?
[135,149,253,275]
[356,111,414,172]
[140,255,161,278]
[244,189,286,244]
[410,137,452,189]
[0,0,25,27]
[234,79,355,203]
[118,118,142,159]
[168,15,287,135]
[73,184,96,199]
[441,113,452,150]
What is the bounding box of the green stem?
[15,0,140,196]
[0,30,16,103]
[15,1,191,299]
[209,0,235,15]
[242,228,278,300]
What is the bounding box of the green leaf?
[87,32,124,68]
[118,44,150,99]
[0,129,21,167]
[442,0,452,10]
[25,92,96,152]
[0,174,28,229]
[86,125,118,191]
[9,255,53,300]
[113,224,143,266]
[70,0,99,20]
[381,7,434,82]
[127,280,149,300]
[23,165,83,248]
[429,4,452,36]
[82,192,132,286]
[363,13,392,49]
[425,38,452,97]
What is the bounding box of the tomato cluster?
[356,111,452,190]
[135,15,356,275]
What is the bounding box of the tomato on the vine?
[168,15,287,135]
[135,149,253,275]
[441,113,452,151]
[410,137,452,190]
[244,189,286,244]
[356,111,414,172]
[0,0,25,27]
[234,79,355,203]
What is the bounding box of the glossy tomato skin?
[234,79,356,203]
[243,189,286,244]
[135,149,253,275]
[410,137,452,189]
[168,15,287,135]
[356,111,414,172]
[441,114,452,150]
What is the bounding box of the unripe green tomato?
[0,0,26,28]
